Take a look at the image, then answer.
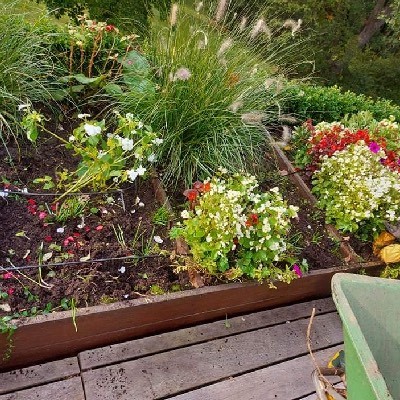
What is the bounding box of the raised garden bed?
[0,260,384,371]
[0,129,387,371]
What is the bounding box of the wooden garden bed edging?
[0,260,383,371]
[0,171,385,372]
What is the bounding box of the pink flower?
[293,264,303,278]
[38,211,47,220]
[95,225,104,231]
[369,141,380,154]
[2,272,13,280]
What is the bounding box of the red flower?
[246,213,259,227]
[105,24,115,32]
[7,288,15,296]
[44,235,53,243]
[193,181,204,191]
[27,199,36,206]
[183,189,198,202]
[204,182,211,192]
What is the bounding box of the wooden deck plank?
[169,345,343,400]
[79,298,335,370]
[0,357,80,395]
[82,312,342,400]
[0,376,84,400]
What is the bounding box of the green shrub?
[283,84,400,123]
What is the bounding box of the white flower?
[84,123,102,136]
[152,138,163,145]
[97,150,106,159]
[136,165,146,176]
[138,121,144,129]
[18,104,29,111]
[135,196,140,205]
[138,202,145,207]
[121,138,134,151]
[206,234,213,242]
[154,236,164,244]
[78,113,91,119]
[148,153,157,163]
[127,169,139,182]
[118,266,126,273]
[68,135,75,142]
[125,113,134,120]
[181,210,190,219]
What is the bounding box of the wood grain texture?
[0,357,79,394]
[0,262,382,371]
[82,312,343,400]
[169,345,343,400]
[79,298,336,370]
[0,376,84,400]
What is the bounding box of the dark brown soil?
[0,120,361,320]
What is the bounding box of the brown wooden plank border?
[0,260,383,371]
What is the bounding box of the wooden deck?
[0,297,343,400]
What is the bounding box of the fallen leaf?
[79,253,91,262]
[42,252,53,263]
[188,269,204,288]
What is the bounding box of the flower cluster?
[312,142,400,239]
[65,112,162,190]
[293,120,400,173]
[171,171,299,282]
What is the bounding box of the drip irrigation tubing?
[0,254,168,273]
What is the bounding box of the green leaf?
[121,50,151,75]
[104,83,124,96]
[123,75,156,95]
[71,85,85,93]
[73,74,103,84]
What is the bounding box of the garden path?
[0,297,343,399]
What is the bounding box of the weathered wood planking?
[0,376,84,400]
[0,262,381,371]
[79,297,336,370]
[82,312,343,400]
[0,357,79,395]
[169,345,343,400]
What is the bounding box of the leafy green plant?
[152,205,170,226]
[120,3,291,187]
[50,196,88,224]
[171,171,299,281]
[312,143,400,240]
[55,14,142,100]
[23,110,162,193]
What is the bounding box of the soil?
[0,117,360,319]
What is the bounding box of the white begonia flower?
[121,138,134,151]
[136,165,146,176]
[84,123,102,136]
[148,154,157,163]
[127,169,139,182]
[152,138,163,145]
[69,135,75,142]
[181,210,190,219]
[78,113,91,119]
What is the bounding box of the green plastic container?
[332,273,400,400]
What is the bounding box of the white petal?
[153,236,163,244]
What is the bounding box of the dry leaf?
[188,269,204,288]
